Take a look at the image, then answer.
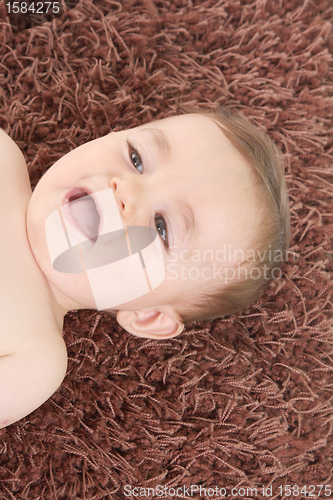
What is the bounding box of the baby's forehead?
[133,114,240,164]
[132,112,215,134]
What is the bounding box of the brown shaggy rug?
[1,0,332,498]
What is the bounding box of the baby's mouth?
[64,188,101,242]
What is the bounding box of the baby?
[0,107,290,428]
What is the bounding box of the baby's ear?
[116,309,184,340]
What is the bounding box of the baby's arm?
[0,331,67,428]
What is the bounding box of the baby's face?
[27,113,257,335]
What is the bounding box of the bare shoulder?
[0,128,32,209]
[0,326,67,428]
[0,128,27,165]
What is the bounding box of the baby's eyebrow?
[176,198,198,250]
[140,127,171,157]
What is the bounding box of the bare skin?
[0,114,257,428]
[0,129,67,428]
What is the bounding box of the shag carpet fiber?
[0,0,332,498]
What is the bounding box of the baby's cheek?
[165,257,221,290]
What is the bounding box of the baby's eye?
[155,214,169,248]
[129,146,143,174]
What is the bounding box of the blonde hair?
[176,105,291,323]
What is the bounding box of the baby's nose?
[110,176,145,223]
[110,178,125,214]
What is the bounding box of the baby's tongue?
[69,197,99,239]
